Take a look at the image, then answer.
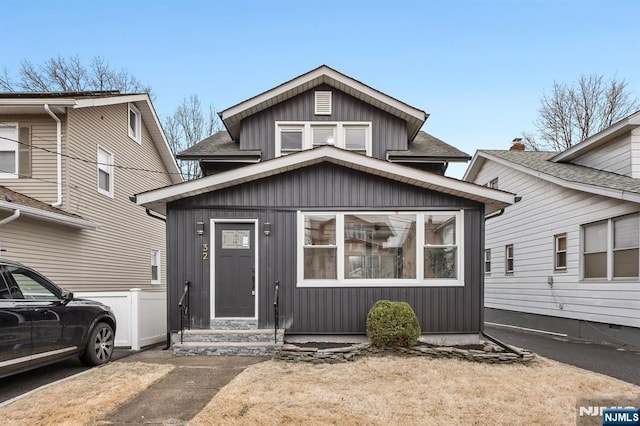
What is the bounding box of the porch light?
[196,221,205,236]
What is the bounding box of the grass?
[190,355,640,426]
[0,361,173,426]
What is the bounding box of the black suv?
[0,258,116,378]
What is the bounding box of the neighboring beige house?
[0,92,182,348]
[464,111,640,347]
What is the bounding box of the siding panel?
[167,162,484,334]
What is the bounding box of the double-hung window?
[0,123,18,178]
[276,122,372,156]
[298,211,463,287]
[505,244,514,274]
[554,234,567,271]
[97,146,114,197]
[484,249,491,274]
[128,103,142,143]
[583,214,639,280]
[151,249,161,284]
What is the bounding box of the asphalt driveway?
[485,323,640,386]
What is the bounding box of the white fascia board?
[462,151,485,182]
[476,151,640,203]
[551,111,640,162]
[137,146,515,212]
[0,202,98,229]
[0,99,77,107]
[73,94,149,108]
[221,66,427,123]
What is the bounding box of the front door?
[214,222,256,318]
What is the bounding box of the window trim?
[505,244,514,275]
[0,122,19,178]
[151,249,161,284]
[296,210,464,287]
[581,214,639,281]
[128,103,142,143]
[554,233,567,272]
[275,121,372,157]
[97,145,115,198]
[484,249,491,274]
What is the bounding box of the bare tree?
[531,74,640,151]
[163,95,223,181]
[0,55,151,95]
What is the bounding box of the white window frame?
[554,234,567,272]
[128,103,142,143]
[505,244,514,275]
[296,210,464,287]
[0,122,19,178]
[97,145,114,198]
[581,214,640,281]
[275,121,372,157]
[151,249,161,284]
[484,249,491,274]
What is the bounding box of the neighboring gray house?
[136,66,514,353]
[464,111,640,347]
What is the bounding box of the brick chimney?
[510,138,525,151]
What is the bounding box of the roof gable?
[550,110,640,163]
[136,146,514,216]
[0,92,182,184]
[219,65,428,142]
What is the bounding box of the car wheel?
[80,322,114,366]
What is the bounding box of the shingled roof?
[387,131,471,161]
[468,150,640,200]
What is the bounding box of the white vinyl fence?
[74,289,166,350]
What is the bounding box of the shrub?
[366,300,421,348]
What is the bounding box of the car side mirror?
[60,290,74,305]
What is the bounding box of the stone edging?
[274,342,536,364]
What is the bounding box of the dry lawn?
[0,361,173,426]
[191,355,640,426]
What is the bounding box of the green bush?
[366,300,421,348]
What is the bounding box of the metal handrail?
[273,281,279,343]
[178,281,190,344]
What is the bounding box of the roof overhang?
[0,202,98,229]
[136,146,515,216]
[0,98,77,115]
[464,151,640,203]
[551,110,640,162]
[219,65,428,141]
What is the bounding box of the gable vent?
[315,91,332,115]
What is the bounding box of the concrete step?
[173,341,281,357]
[181,328,284,344]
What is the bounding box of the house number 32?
[202,243,208,260]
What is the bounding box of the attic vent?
[315,91,332,115]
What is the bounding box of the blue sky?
[3,0,639,178]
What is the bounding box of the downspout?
[44,104,63,207]
[0,209,20,226]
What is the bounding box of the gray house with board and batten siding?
[136,66,515,353]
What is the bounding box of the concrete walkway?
[99,346,267,425]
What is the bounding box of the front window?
[582,214,639,280]
[298,211,463,287]
[276,122,372,156]
[0,122,18,178]
[97,146,114,197]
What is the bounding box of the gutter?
[0,201,97,229]
[44,104,63,207]
[0,209,20,226]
